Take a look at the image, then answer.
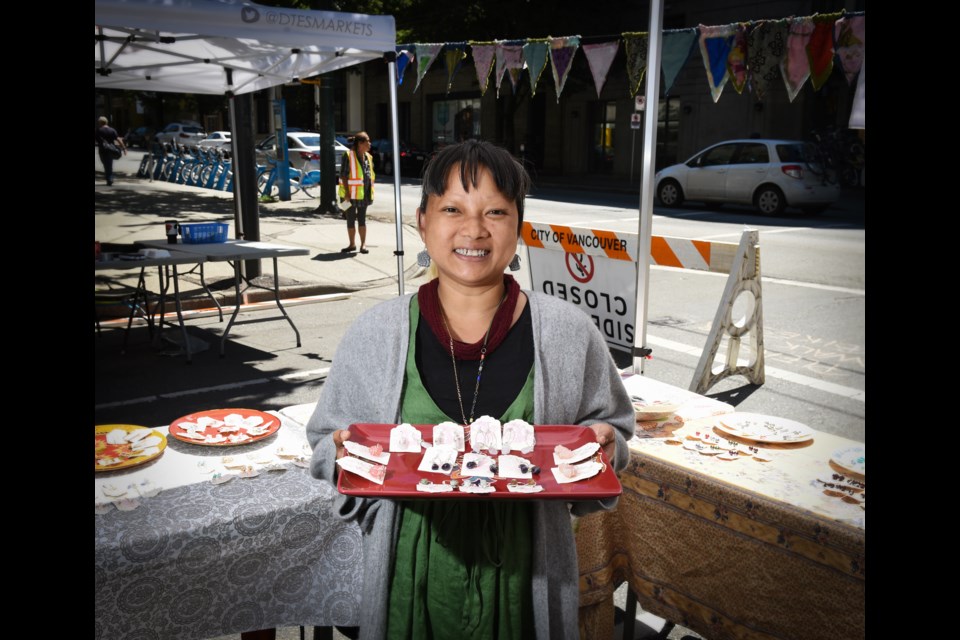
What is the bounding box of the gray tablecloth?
[95,446,362,639]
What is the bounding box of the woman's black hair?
[419,139,530,232]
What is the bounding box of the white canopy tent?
[96,0,410,293]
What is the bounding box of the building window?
[591,101,616,174]
[431,98,480,149]
[656,97,680,169]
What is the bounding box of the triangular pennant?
[848,56,864,129]
[746,19,788,101]
[727,24,749,94]
[582,41,619,98]
[443,43,468,94]
[548,36,580,103]
[395,49,414,86]
[808,13,842,91]
[413,43,443,93]
[622,32,649,98]
[661,29,697,95]
[834,15,865,86]
[781,17,814,102]
[496,43,525,98]
[698,24,737,102]
[523,40,550,97]
[469,42,497,96]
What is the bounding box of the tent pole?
[632,0,664,375]
[385,52,405,297]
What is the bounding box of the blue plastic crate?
[180,222,229,244]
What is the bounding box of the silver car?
[655,139,840,215]
[256,132,349,174]
[155,122,207,148]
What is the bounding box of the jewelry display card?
[337,423,622,500]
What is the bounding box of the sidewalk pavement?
[95,151,864,314]
[95,168,430,313]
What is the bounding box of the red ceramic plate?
[168,408,280,446]
[337,424,622,500]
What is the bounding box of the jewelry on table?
[438,289,507,425]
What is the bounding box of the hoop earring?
[508,254,521,271]
[417,250,432,268]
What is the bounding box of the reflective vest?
[338,150,375,201]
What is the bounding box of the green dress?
[386,298,536,640]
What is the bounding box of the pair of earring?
[417,250,521,271]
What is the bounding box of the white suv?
[156,122,207,147]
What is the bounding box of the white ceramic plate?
[714,413,814,443]
[831,446,865,476]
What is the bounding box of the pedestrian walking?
[96,116,127,186]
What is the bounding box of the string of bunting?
[393,11,863,102]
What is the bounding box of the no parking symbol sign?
[522,221,639,355]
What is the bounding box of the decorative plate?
[714,413,814,443]
[96,424,167,472]
[831,446,865,476]
[168,408,280,446]
[633,401,681,422]
[337,424,622,500]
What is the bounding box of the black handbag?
[102,141,122,160]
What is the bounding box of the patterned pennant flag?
[523,40,550,97]
[395,49,414,85]
[808,13,842,91]
[781,17,815,102]
[747,19,788,101]
[727,24,749,94]
[443,43,468,94]
[496,42,525,97]
[582,41,619,98]
[548,36,579,103]
[698,24,737,102]
[413,43,443,92]
[469,42,497,96]
[662,29,698,95]
[623,32,649,98]
[848,56,864,128]
[834,15,865,86]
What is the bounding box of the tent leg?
[385,52,405,297]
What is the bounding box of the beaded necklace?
[437,290,508,425]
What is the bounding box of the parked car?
[124,126,156,149]
[256,132,349,173]
[654,139,840,215]
[198,131,231,150]
[369,138,429,176]
[155,122,207,147]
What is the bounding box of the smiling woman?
[305,139,636,640]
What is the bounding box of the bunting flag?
[395,49,414,85]
[662,29,698,95]
[548,36,580,103]
[747,19,788,101]
[523,40,550,97]
[781,17,814,102]
[469,42,497,96]
[582,41,619,98]
[698,24,737,102]
[496,42,525,97]
[413,43,443,92]
[622,32,649,98]
[808,13,842,91]
[443,43,468,94]
[834,15,865,86]
[726,24,750,94]
[848,56,864,129]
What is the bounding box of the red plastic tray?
[336,423,622,500]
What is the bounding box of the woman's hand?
[589,422,617,463]
[333,429,351,459]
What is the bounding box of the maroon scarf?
[418,274,521,361]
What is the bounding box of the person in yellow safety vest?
[338,131,375,254]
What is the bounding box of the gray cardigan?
[307,289,635,640]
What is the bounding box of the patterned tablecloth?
[576,409,865,640]
[95,409,363,640]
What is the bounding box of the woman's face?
[418,164,520,291]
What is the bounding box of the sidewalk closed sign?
[522,221,638,360]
